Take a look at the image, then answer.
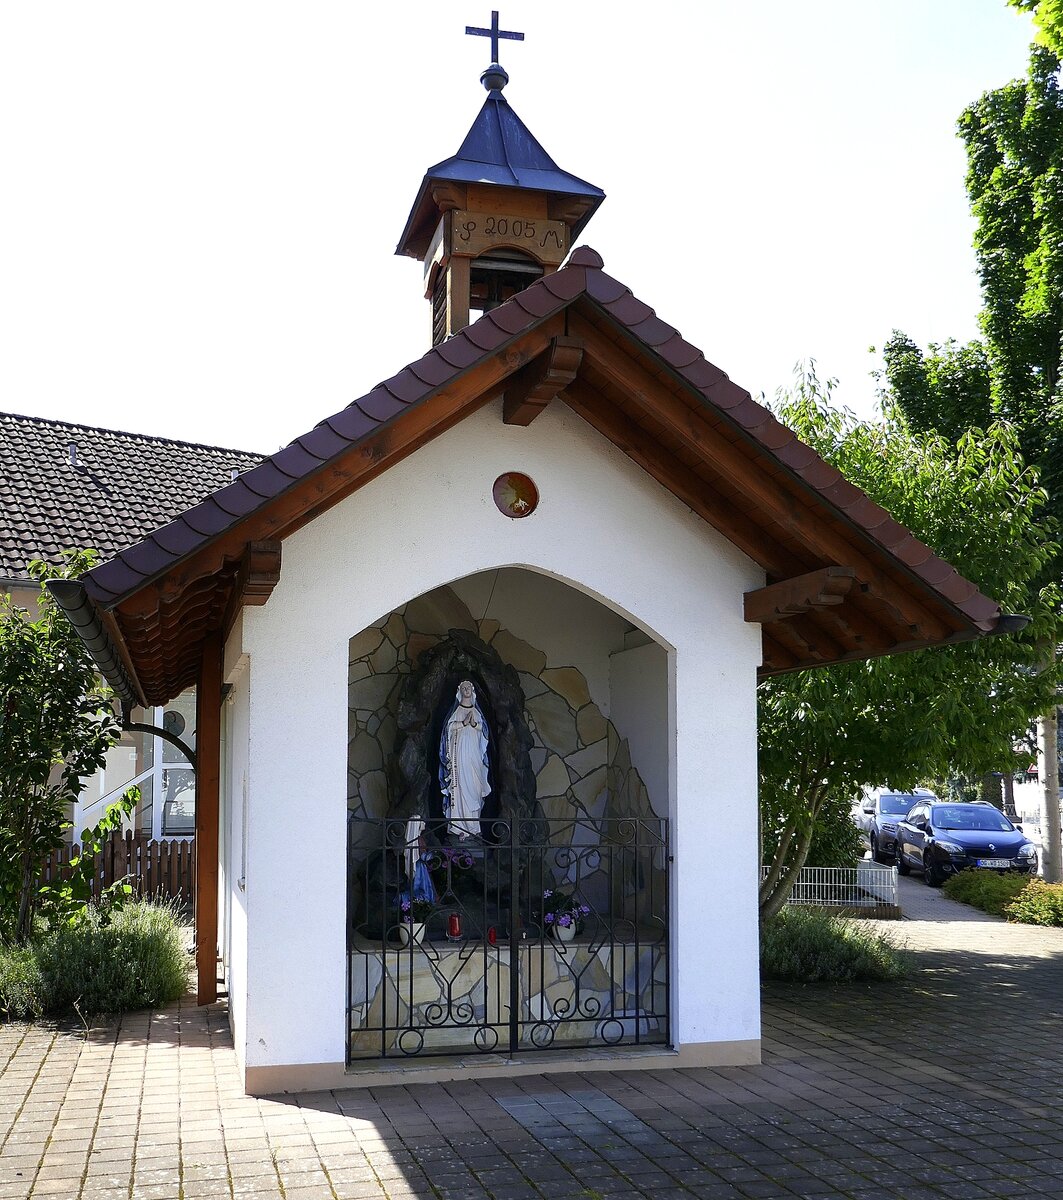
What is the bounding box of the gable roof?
[59,247,1005,706]
[0,411,261,582]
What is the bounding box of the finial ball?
[480,63,509,92]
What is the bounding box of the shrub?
[942,869,1030,916]
[0,945,44,1020]
[33,901,188,1017]
[1003,880,1063,927]
[760,906,911,983]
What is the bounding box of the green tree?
[960,41,1063,516]
[0,553,120,943]
[1009,0,1063,58]
[759,368,1061,921]
[882,27,1063,878]
[880,334,993,445]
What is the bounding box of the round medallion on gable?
[492,472,539,519]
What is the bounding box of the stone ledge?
[244,1038,761,1095]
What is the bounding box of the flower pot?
[398,922,426,947]
[552,922,576,943]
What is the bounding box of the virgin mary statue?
[439,680,491,840]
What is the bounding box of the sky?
[0,1,1039,455]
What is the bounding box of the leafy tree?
[1010,0,1063,58]
[879,334,993,445]
[960,41,1063,521]
[881,26,1063,878]
[0,553,120,943]
[759,368,1061,921]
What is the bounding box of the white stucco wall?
[239,398,764,1073]
[609,642,669,820]
[221,636,251,1069]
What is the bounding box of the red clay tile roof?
[70,246,1003,701]
[0,411,261,580]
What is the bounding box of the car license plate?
[976,858,1011,868]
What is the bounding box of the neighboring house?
[49,56,1006,1097]
[0,410,260,839]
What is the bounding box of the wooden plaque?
[448,210,568,265]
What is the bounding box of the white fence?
[765,863,899,912]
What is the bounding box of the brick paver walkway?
[3,901,1063,1200]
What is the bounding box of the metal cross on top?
[465,10,524,66]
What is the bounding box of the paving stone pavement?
[2,899,1062,1200]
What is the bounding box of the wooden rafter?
[563,382,809,577]
[569,313,958,643]
[113,319,564,619]
[744,567,856,624]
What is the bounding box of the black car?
[895,800,1038,887]
[859,791,932,863]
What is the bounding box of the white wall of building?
[237,399,764,1076]
[221,632,251,1068]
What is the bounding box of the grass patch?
[0,900,188,1020]
[760,906,911,983]
[942,868,1029,915]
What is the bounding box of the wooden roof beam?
[744,566,856,624]
[503,336,583,426]
[114,318,565,617]
[564,382,810,577]
[569,313,958,643]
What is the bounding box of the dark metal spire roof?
[436,90,604,200]
[396,89,605,258]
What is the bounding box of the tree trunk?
[1002,771,1016,818]
[1038,705,1062,883]
[980,772,1002,806]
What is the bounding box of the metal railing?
[348,815,669,1061]
[764,863,899,911]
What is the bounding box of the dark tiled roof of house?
[0,411,261,580]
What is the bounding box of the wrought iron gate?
[347,815,669,1060]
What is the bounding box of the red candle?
[448,913,461,938]
[487,926,497,945]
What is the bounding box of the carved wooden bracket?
[744,566,856,624]
[236,541,282,607]
[503,335,584,426]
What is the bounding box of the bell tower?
[396,11,605,345]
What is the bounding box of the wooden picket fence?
[39,831,195,907]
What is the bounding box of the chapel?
[52,14,1005,1093]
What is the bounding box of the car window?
[879,794,912,815]
[905,804,927,824]
[932,805,1013,832]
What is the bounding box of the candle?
[447,912,461,939]
[487,926,497,945]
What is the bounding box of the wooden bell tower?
[396,12,605,345]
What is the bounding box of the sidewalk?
[2,902,1063,1199]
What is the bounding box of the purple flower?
[543,888,553,898]
[558,914,573,928]
[544,912,555,924]
[579,905,591,916]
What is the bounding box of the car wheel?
[924,859,943,888]
[896,844,910,875]
[870,834,882,863]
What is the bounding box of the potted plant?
[542,890,590,942]
[397,896,433,946]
